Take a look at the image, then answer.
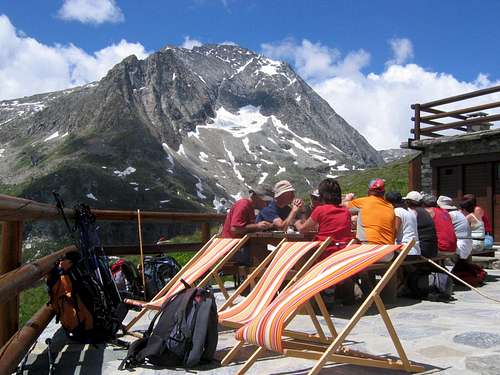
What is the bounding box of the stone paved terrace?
[20,267,500,375]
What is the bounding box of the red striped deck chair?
[218,238,336,365]
[123,235,249,333]
[233,240,425,374]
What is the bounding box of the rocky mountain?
[378,148,418,164]
[0,44,382,223]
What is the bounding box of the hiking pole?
[425,258,500,304]
[137,209,147,300]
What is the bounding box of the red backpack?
[452,261,487,287]
[433,208,457,252]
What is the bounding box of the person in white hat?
[437,195,471,260]
[256,180,304,231]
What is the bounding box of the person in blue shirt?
[256,180,304,231]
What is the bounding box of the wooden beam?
[0,304,54,375]
[419,113,500,134]
[0,245,76,304]
[0,194,225,223]
[0,221,23,348]
[420,100,500,121]
[417,84,500,108]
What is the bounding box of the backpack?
[120,285,218,370]
[143,255,181,300]
[47,251,128,342]
[427,272,454,302]
[452,260,487,287]
[111,258,141,299]
[48,197,128,343]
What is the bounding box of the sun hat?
[368,178,385,192]
[273,180,295,198]
[403,191,423,202]
[249,184,274,201]
[437,195,457,210]
[310,189,320,198]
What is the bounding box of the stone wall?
[409,129,500,192]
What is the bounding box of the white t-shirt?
[449,210,472,259]
[394,207,421,255]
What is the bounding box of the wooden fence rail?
[0,194,225,373]
[410,84,500,141]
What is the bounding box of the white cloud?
[0,15,149,100]
[221,40,238,46]
[181,36,203,50]
[261,38,500,149]
[387,38,414,65]
[262,38,370,82]
[58,0,124,24]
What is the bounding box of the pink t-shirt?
[310,204,353,260]
[221,199,255,238]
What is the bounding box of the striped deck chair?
[123,235,249,333]
[234,240,425,374]
[218,238,336,365]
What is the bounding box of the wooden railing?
[410,84,500,141]
[0,194,225,373]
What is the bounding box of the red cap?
[368,178,385,192]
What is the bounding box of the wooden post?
[0,221,23,348]
[201,222,210,243]
[413,104,421,140]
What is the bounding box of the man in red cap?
[344,178,395,245]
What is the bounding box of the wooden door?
[464,163,493,227]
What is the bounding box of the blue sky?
[1,0,499,148]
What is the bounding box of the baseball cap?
[368,178,385,192]
[249,184,274,201]
[437,195,457,210]
[403,191,423,202]
[273,180,295,198]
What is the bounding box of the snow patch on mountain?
[113,167,136,177]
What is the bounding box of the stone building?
[403,87,500,242]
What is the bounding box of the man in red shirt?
[221,184,274,238]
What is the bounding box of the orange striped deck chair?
[233,240,425,374]
[218,238,335,365]
[123,235,249,333]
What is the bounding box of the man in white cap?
[256,180,304,231]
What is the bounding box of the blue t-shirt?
[256,200,291,223]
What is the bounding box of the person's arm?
[231,221,272,235]
[295,217,318,233]
[394,216,402,240]
[272,199,303,231]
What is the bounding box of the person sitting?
[298,189,321,222]
[256,180,304,231]
[385,191,420,255]
[344,178,395,248]
[422,194,457,256]
[463,194,493,249]
[459,197,485,254]
[221,185,274,266]
[437,195,472,260]
[221,185,274,239]
[296,179,353,261]
[404,191,437,258]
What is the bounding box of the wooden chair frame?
[123,234,249,333]
[219,238,342,365]
[235,240,426,374]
